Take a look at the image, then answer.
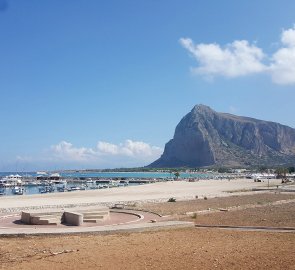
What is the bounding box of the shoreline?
[0,178,286,213]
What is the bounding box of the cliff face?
[149,105,295,168]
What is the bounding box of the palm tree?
[174,171,180,180]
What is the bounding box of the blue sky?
[0,0,295,171]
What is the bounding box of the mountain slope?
[149,105,295,168]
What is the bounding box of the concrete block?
[21,212,31,224]
[64,211,83,226]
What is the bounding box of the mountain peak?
[148,105,295,168]
[192,104,214,113]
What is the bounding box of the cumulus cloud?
[180,25,295,85]
[12,140,163,170]
[50,139,163,166]
[269,26,295,85]
[96,140,162,157]
[51,141,96,162]
[180,38,266,78]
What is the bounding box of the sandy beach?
[0,178,283,210]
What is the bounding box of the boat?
[49,173,61,180]
[108,180,120,187]
[90,186,99,190]
[86,179,94,184]
[39,188,48,194]
[39,185,54,193]
[26,181,38,186]
[1,174,23,187]
[70,186,81,191]
[57,186,66,192]
[12,186,24,195]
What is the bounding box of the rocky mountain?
[149,104,295,168]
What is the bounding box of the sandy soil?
[0,228,294,270]
[0,179,284,210]
[194,201,295,228]
[129,193,295,216]
[0,193,295,270]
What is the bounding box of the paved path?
[0,221,194,236]
[195,224,295,233]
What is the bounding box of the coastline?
[0,178,284,213]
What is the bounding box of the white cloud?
[180,25,295,85]
[51,141,97,162]
[49,139,163,167]
[281,26,295,47]
[12,140,163,170]
[269,26,295,85]
[179,38,266,78]
[96,140,162,158]
[97,141,119,155]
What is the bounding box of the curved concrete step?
[83,215,106,219]
[83,219,103,223]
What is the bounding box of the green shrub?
[191,213,197,219]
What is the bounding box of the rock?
[148,104,295,168]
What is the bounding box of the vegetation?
[174,171,180,179]
[167,197,176,203]
[217,167,231,173]
[191,213,197,219]
[275,167,290,178]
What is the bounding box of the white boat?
[26,181,38,186]
[12,186,24,195]
[2,174,22,181]
[1,174,23,187]
[108,180,120,187]
[50,173,61,178]
[86,179,94,184]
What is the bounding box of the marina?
[0,172,172,197]
[1,171,292,197]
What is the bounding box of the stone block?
[63,211,83,226]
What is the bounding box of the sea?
[0,171,210,179]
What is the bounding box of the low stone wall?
[20,207,110,226]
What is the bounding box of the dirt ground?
[194,201,295,227]
[0,192,295,270]
[129,192,295,215]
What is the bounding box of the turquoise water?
[0,171,211,179]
